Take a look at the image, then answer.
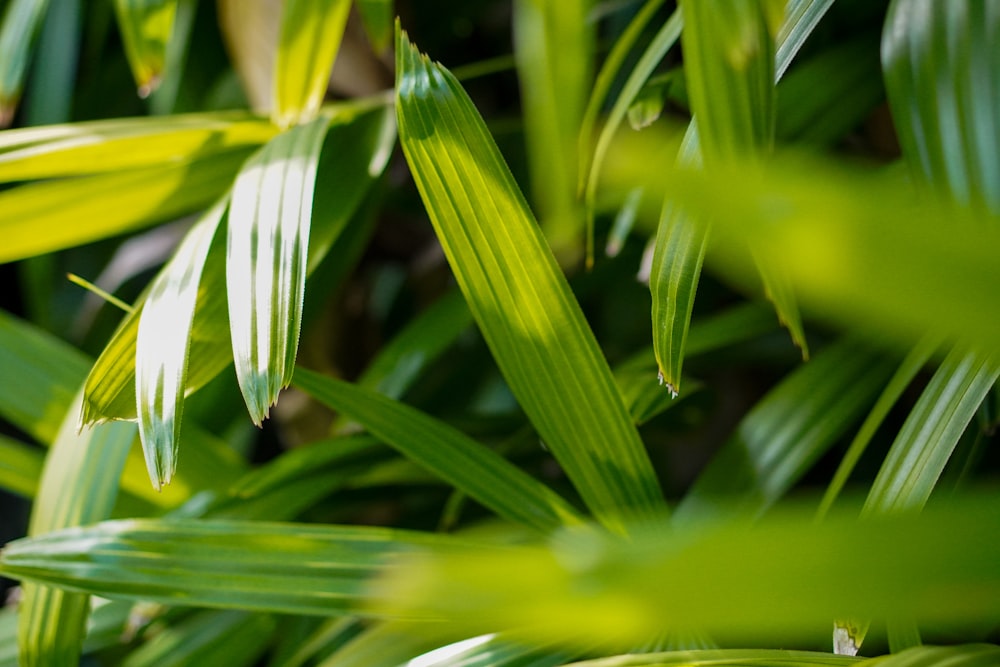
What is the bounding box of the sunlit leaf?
[295,368,586,532]
[112,0,178,97]
[136,198,227,490]
[227,114,330,424]
[0,0,50,126]
[273,0,351,128]
[395,27,665,532]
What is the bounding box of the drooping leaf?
[227,114,330,425]
[112,0,178,97]
[273,0,351,128]
[136,197,227,490]
[17,391,136,667]
[395,28,665,532]
[0,0,50,126]
[295,368,586,533]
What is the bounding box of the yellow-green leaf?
[113,0,178,97]
[0,0,50,126]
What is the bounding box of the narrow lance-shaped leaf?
[395,27,665,532]
[0,0,50,126]
[136,197,227,490]
[273,0,352,128]
[112,0,178,97]
[227,114,331,425]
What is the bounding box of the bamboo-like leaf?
[371,496,1000,648]
[0,434,43,498]
[863,348,999,516]
[0,148,250,264]
[0,519,461,616]
[273,0,351,128]
[0,0,50,126]
[775,0,836,79]
[112,0,177,97]
[17,391,136,667]
[295,368,586,533]
[136,198,227,490]
[512,0,591,257]
[227,114,330,425]
[395,28,665,532]
[0,111,276,181]
[120,610,275,667]
[882,0,1000,213]
[356,0,393,54]
[678,338,897,519]
[81,103,395,426]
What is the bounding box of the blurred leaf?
[678,338,897,519]
[0,608,14,667]
[273,0,351,128]
[356,0,392,54]
[568,649,855,666]
[295,368,586,532]
[0,0,49,126]
[121,610,274,667]
[113,0,178,97]
[395,28,665,532]
[227,114,330,424]
[1,519,462,616]
[512,0,591,257]
[318,621,468,667]
[0,434,42,498]
[775,0,836,79]
[866,645,1000,666]
[0,147,250,264]
[0,111,276,181]
[372,495,1000,648]
[22,0,79,125]
[217,0,280,112]
[17,391,135,667]
[882,0,1000,213]
[863,348,999,516]
[136,198,227,490]
[147,0,194,115]
[82,102,395,425]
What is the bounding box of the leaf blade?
[112,0,178,97]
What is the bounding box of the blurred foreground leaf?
[113,0,178,97]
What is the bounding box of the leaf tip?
[656,369,679,398]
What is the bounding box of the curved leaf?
[0,0,50,126]
[112,0,178,97]
[227,114,330,424]
[395,27,665,532]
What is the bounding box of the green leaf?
[227,114,331,425]
[882,0,1000,213]
[17,391,136,667]
[273,0,351,128]
[136,197,227,489]
[356,0,392,54]
[512,0,591,257]
[865,645,1000,667]
[395,27,665,532]
[863,348,999,516]
[775,0,837,79]
[565,649,856,667]
[0,0,50,126]
[120,610,274,667]
[0,111,276,181]
[0,147,251,263]
[678,338,897,519]
[0,433,42,498]
[112,0,178,97]
[372,495,1000,648]
[294,368,586,533]
[0,519,461,616]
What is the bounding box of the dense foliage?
[0,1,998,666]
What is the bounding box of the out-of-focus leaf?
[356,0,392,53]
[567,649,856,667]
[216,0,280,112]
[0,434,42,498]
[0,147,251,264]
[882,0,1000,213]
[227,114,330,424]
[678,338,896,519]
[0,111,276,182]
[17,391,136,667]
[395,28,665,532]
[0,607,15,667]
[863,348,999,516]
[605,187,643,257]
[318,621,468,667]
[1,519,463,616]
[0,0,50,126]
[372,495,1000,648]
[865,645,1000,667]
[22,0,78,125]
[147,0,194,115]
[82,102,395,425]
[295,368,585,532]
[112,0,178,97]
[121,610,274,667]
[136,198,227,490]
[775,0,836,79]
[512,0,591,257]
[273,0,351,128]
